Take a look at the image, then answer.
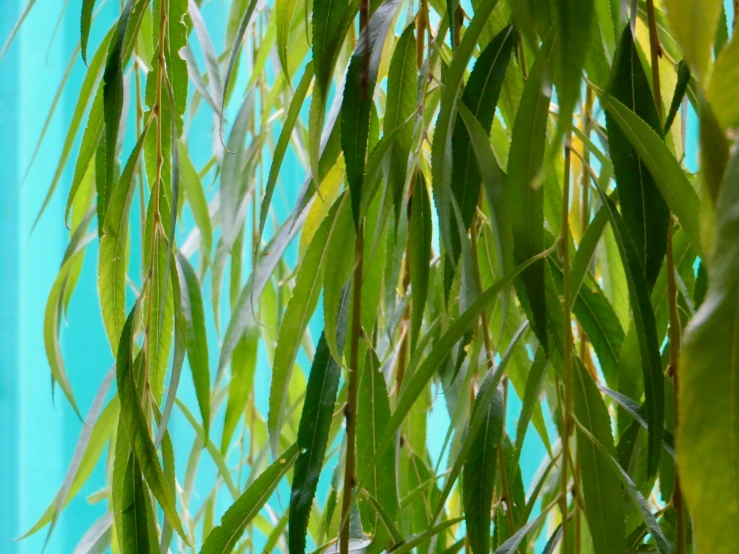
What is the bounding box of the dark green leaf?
[80,0,97,64]
[592,188,664,477]
[409,173,432,353]
[605,26,669,290]
[384,23,417,221]
[289,287,350,554]
[664,60,690,135]
[341,0,403,228]
[680,144,739,554]
[200,443,300,554]
[507,38,554,348]
[101,0,133,227]
[116,301,187,541]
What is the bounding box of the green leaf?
[409,173,432,353]
[389,517,464,554]
[554,0,593,138]
[269,195,348,450]
[575,418,673,554]
[664,60,690,135]
[80,0,97,64]
[221,0,259,131]
[178,142,212,273]
[514,347,548,455]
[289,288,350,554]
[260,61,314,243]
[44,231,96,418]
[605,26,669,290]
[507,38,554,348]
[98,124,149,356]
[341,0,403,228]
[21,393,118,539]
[384,23,417,221]
[275,0,299,79]
[200,443,300,554]
[664,0,722,81]
[593,190,664,477]
[573,363,628,554]
[176,252,211,441]
[374,243,555,465]
[188,0,223,113]
[116,300,187,541]
[309,0,356,183]
[601,95,702,258]
[462,375,505,554]
[357,345,397,537]
[101,0,133,227]
[680,144,739,554]
[431,0,502,257]
[120,453,153,553]
[450,24,516,267]
[707,34,739,129]
[493,497,558,554]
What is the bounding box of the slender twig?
[561,134,574,554]
[339,7,370,550]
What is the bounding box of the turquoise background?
[0,0,711,552]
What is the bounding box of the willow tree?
[6,0,738,552]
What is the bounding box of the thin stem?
[666,227,685,554]
[561,134,574,554]
[645,0,663,117]
[340,222,364,554]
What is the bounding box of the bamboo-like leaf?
[431,0,501,256]
[592,189,664,477]
[462,380,505,554]
[493,497,558,554]
[409,173,432,352]
[221,0,259,129]
[200,443,300,554]
[120,453,153,553]
[341,0,403,228]
[707,35,739,129]
[601,95,702,257]
[289,287,350,554]
[80,0,97,64]
[269,195,348,450]
[384,23,417,220]
[554,0,593,138]
[507,38,554,348]
[72,514,112,554]
[373,243,555,465]
[575,418,673,554]
[275,0,299,79]
[0,0,38,61]
[101,0,133,227]
[680,145,739,554]
[259,61,314,242]
[357,346,397,537]
[176,252,211,441]
[188,0,223,113]
[116,300,187,541]
[514,348,548,455]
[450,25,516,271]
[389,517,464,554]
[664,0,721,81]
[605,26,669,290]
[664,60,690,135]
[98,124,149,356]
[573,362,628,554]
[21,394,119,539]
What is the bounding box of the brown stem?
[561,135,574,554]
[340,220,364,554]
[645,0,663,118]
[666,227,685,554]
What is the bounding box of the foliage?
[5,0,739,552]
